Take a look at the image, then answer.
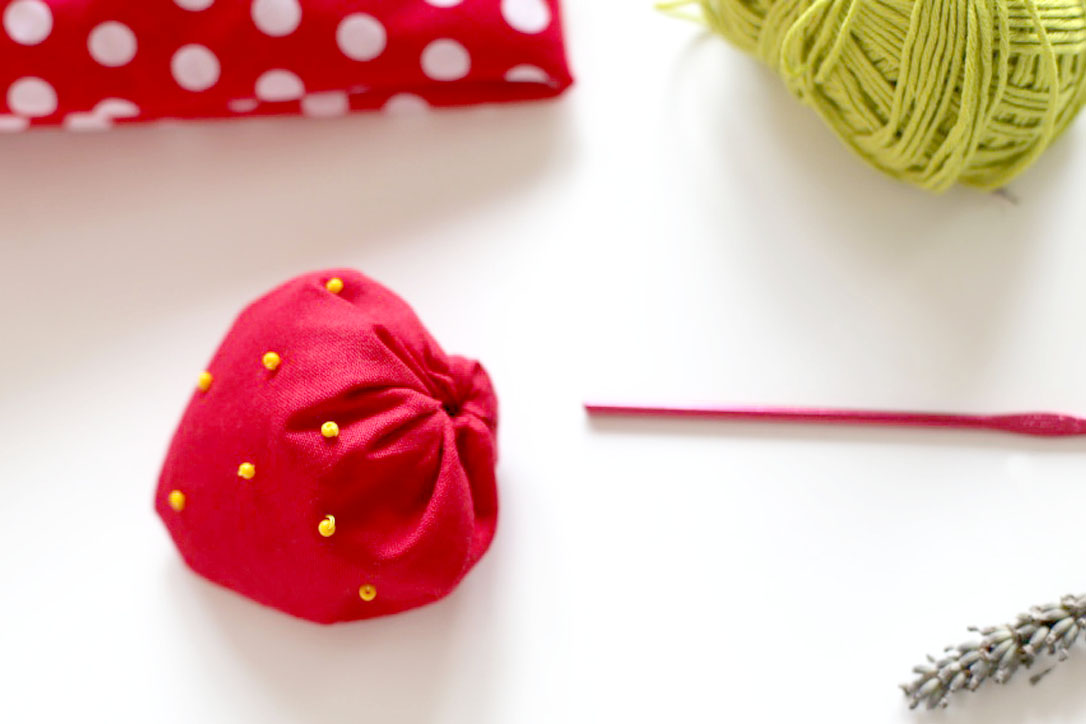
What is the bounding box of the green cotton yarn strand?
[667,0,1086,191]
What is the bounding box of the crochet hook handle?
[583,404,1086,437]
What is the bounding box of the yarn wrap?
[678,0,1086,190]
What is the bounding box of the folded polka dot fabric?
[0,0,571,131]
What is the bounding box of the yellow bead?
[325,277,344,294]
[168,490,186,512]
[321,421,339,438]
[262,351,281,371]
[358,583,377,602]
[318,515,336,537]
[196,371,213,392]
[237,462,255,480]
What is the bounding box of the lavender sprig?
[902,594,1086,709]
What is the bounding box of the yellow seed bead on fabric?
[238,462,255,480]
[321,421,339,438]
[262,351,281,371]
[326,277,344,294]
[168,490,186,512]
[358,584,377,602]
[197,371,213,392]
[318,515,336,537]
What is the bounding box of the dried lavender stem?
[902,594,1086,709]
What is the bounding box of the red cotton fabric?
[0,0,571,131]
[155,269,499,624]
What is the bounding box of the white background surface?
[5,2,1086,722]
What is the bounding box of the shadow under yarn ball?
[681,0,1086,191]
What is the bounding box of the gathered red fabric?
[155,269,499,624]
[0,0,570,130]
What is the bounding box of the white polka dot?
[88,22,137,67]
[383,93,429,115]
[64,113,112,131]
[3,0,52,45]
[420,39,470,81]
[59,97,140,131]
[94,98,140,118]
[0,115,29,132]
[251,0,300,37]
[425,0,463,6]
[228,98,259,113]
[174,0,215,9]
[7,77,56,117]
[504,64,549,83]
[336,14,385,61]
[255,69,304,102]
[501,0,551,33]
[171,45,220,91]
[301,91,349,118]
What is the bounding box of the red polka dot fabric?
[0,0,571,130]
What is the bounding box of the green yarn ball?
[682,0,1086,191]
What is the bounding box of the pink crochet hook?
[584,404,1086,437]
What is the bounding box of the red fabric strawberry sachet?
[155,270,499,623]
[0,0,571,131]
